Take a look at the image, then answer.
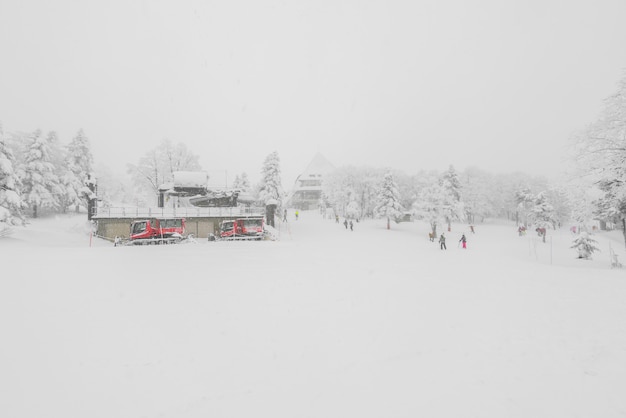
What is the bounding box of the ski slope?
[1,212,625,417]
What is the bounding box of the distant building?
[287,153,335,210]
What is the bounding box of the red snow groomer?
[219,217,264,240]
[128,217,187,244]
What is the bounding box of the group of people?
[282,209,299,222]
[335,214,356,231]
[437,232,467,250]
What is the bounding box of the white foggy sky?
[1,0,626,187]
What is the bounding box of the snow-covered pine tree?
[0,123,25,231]
[66,129,94,212]
[442,165,462,201]
[530,191,557,242]
[440,165,465,231]
[232,174,241,189]
[571,231,600,260]
[375,169,403,230]
[20,129,61,218]
[44,131,73,214]
[258,151,284,206]
[441,166,465,231]
[515,186,535,226]
[239,172,251,192]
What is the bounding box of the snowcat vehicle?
[219,217,264,240]
[126,217,187,245]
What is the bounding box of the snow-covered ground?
[1,212,626,418]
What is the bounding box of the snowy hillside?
[1,212,625,418]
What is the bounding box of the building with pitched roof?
[286,153,335,210]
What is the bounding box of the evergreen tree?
[0,123,25,229]
[571,231,600,260]
[240,172,251,192]
[20,129,61,217]
[545,187,571,229]
[46,131,74,214]
[258,151,284,206]
[440,165,464,231]
[515,186,535,226]
[66,129,94,212]
[530,191,557,242]
[232,174,241,189]
[441,165,462,201]
[375,169,403,230]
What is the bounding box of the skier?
[283,209,288,222]
[335,214,339,223]
[439,234,447,250]
[459,233,467,249]
[349,220,354,231]
[295,210,299,220]
[343,219,348,229]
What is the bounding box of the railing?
[92,206,265,219]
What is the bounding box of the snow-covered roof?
[297,153,334,180]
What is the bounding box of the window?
[243,219,262,227]
[132,221,147,234]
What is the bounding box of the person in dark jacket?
[459,234,467,249]
[439,234,447,250]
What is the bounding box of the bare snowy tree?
[414,182,445,237]
[128,139,202,206]
[322,166,381,219]
[232,172,251,192]
[572,72,626,246]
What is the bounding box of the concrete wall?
[96,218,132,241]
[183,218,216,238]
